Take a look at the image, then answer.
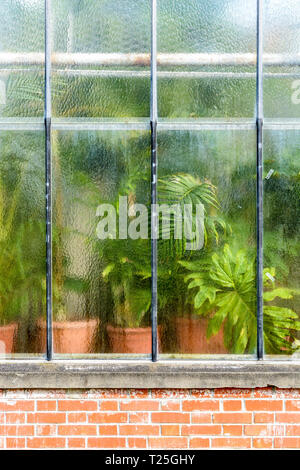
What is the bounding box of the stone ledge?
[0,360,300,389]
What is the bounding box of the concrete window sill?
[0,360,300,389]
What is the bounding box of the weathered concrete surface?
[0,360,300,389]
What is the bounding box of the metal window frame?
[0,0,297,363]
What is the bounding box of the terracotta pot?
[38,319,98,354]
[0,323,18,354]
[106,325,161,354]
[175,317,227,354]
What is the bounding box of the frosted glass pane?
[0,0,44,117]
[264,1,300,118]
[0,131,45,356]
[157,129,256,355]
[264,130,300,355]
[157,0,256,118]
[52,130,151,355]
[52,0,150,118]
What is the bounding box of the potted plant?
[180,244,300,354]
[157,173,228,353]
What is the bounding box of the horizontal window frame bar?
[1,118,300,131]
[0,52,299,67]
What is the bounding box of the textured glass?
[0,0,44,117]
[264,0,300,118]
[157,0,256,118]
[157,129,256,356]
[52,130,151,356]
[264,130,300,356]
[52,0,150,118]
[0,131,45,357]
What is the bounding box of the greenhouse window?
[0,0,299,388]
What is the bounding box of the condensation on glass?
[157,129,257,356]
[0,131,45,356]
[52,130,151,356]
[0,0,44,117]
[157,0,257,118]
[52,0,151,118]
[263,130,300,357]
[0,1,299,359]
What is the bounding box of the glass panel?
[0,131,45,357]
[157,129,256,356]
[157,0,256,118]
[0,0,44,117]
[52,130,151,356]
[52,0,150,118]
[264,0,300,118]
[264,129,300,356]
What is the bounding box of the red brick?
[275,438,300,449]
[245,400,282,411]
[67,413,86,423]
[181,425,221,436]
[58,425,97,436]
[286,425,300,436]
[253,438,273,449]
[254,412,274,423]
[6,438,26,449]
[129,390,150,399]
[151,390,190,399]
[276,413,300,423]
[129,412,149,423]
[88,437,126,448]
[161,401,180,411]
[212,438,251,448]
[0,401,34,412]
[37,401,57,411]
[5,413,25,424]
[120,400,159,411]
[190,390,213,398]
[148,437,188,449]
[99,401,118,411]
[68,438,86,449]
[27,413,66,424]
[214,413,252,424]
[182,400,219,412]
[253,388,274,398]
[189,438,210,448]
[244,424,284,437]
[214,389,252,398]
[98,425,118,435]
[286,400,300,412]
[88,412,127,424]
[0,425,34,436]
[223,400,242,411]
[36,424,56,436]
[27,438,66,449]
[161,425,180,436]
[223,425,243,436]
[191,413,211,424]
[58,400,97,412]
[127,438,147,448]
[119,425,159,436]
[151,412,189,424]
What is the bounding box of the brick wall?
[0,388,300,449]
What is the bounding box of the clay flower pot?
[0,323,18,354]
[106,325,161,354]
[38,319,98,354]
[175,316,227,354]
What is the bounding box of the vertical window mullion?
[256,0,264,360]
[151,0,158,362]
[45,0,53,361]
